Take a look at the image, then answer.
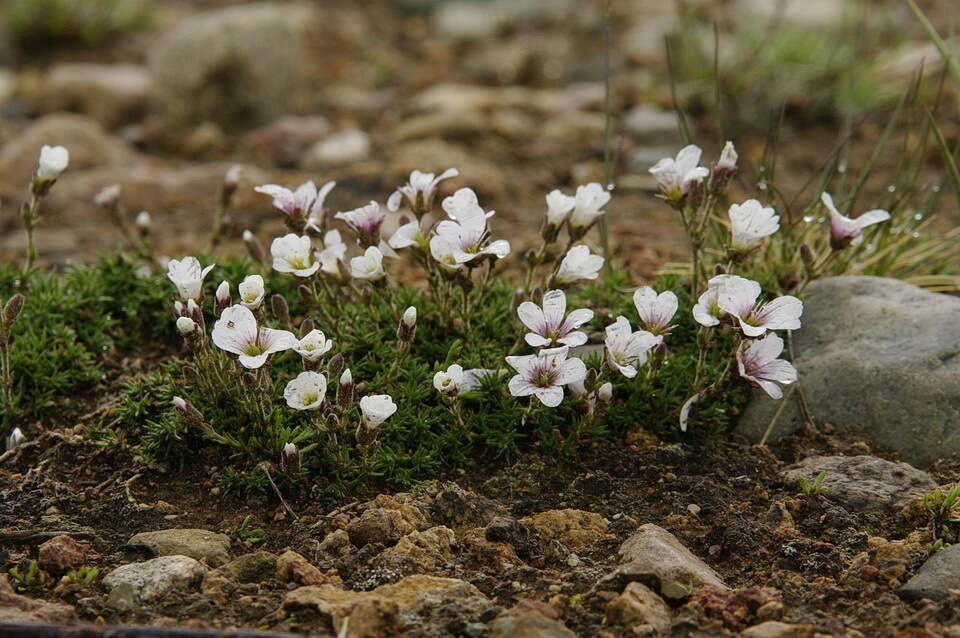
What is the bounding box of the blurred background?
[0,0,955,277]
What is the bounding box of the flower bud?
[135,211,152,237]
[5,427,25,451]
[326,412,341,431]
[598,382,613,403]
[186,298,203,326]
[327,353,345,379]
[172,396,203,428]
[338,368,354,406]
[402,306,417,328]
[800,243,817,272]
[243,230,266,264]
[280,442,301,474]
[511,288,525,311]
[397,306,417,341]
[271,294,290,328]
[222,165,242,209]
[94,184,121,209]
[173,300,185,318]
[176,316,197,336]
[215,281,231,315]
[2,293,25,329]
[716,141,738,174]
[300,317,315,337]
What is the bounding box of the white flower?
[350,246,386,280]
[728,199,779,251]
[271,234,320,277]
[632,286,678,335]
[569,183,611,229]
[429,235,462,270]
[517,289,593,348]
[736,333,798,399]
[294,329,333,362]
[387,168,459,213]
[545,189,576,226]
[717,141,738,172]
[692,274,749,327]
[5,427,25,451]
[433,364,491,395]
[284,371,328,410]
[433,214,509,265]
[821,192,891,249]
[255,180,333,229]
[318,230,347,276]
[441,187,494,222]
[167,256,215,301]
[603,316,662,378]
[717,277,802,337]
[340,368,353,386]
[388,220,426,250]
[304,181,336,232]
[506,346,587,407]
[211,304,297,369]
[37,145,69,180]
[360,394,397,426]
[172,396,188,411]
[649,145,709,199]
[176,316,198,336]
[335,201,386,238]
[555,245,604,285]
[238,275,265,310]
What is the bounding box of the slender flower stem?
[21,194,42,274]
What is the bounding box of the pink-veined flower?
[335,201,387,242]
[692,274,751,327]
[736,332,798,399]
[212,304,297,368]
[506,346,587,407]
[433,212,509,265]
[569,182,611,230]
[821,192,890,249]
[387,168,459,214]
[284,371,327,410]
[441,187,495,222]
[649,145,709,200]
[517,289,594,348]
[632,286,678,335]
[555,245,603,285]
[167,256,215,301]
[545,189,575,226]
[271,234,320,277]
[433,364,494,395]
[729,199,779,251]
[603,316,662,378]
[255,180,334,231]
[717,277,802,337]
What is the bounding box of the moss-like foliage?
[6,0,152,49]
[1,252,747,490]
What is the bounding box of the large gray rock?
[127,528,232,567]
[102,555,207,603]
[898,543,960,602]
[149,3,311,128]
[600,523,728,600]
[737,276,960,467]
[783,455,937,513]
